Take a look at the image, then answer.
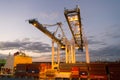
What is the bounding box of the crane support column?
[52,40,55,69]
[57,43,60,67]
[71,45,74,63]
[72,45,76,63]
[85,42,90,63]
[65,44,69,63]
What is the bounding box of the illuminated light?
[61,45,65,50]
[80,71,88,75]
[68,15,78,21]
[78,27,80,31]
[75,22,79,26]
[61,46,65,48]
[82,72,85,75]
[33,23,37,26]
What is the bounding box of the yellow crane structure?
[64,6,90,63]
[28,6,90,66]
[28,20,65,69]
[28,6,90,78]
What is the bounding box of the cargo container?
[59,63,73,72]
[79,64,88,80]
[15,62,52,79]
[71,66,79,78]
[40,63,52,79]
[27,63,41,78]
[88,63,108,80]
[108,63,120,80]
[15,64,29,78]
[13,62,120,79]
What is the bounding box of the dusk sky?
[0,0,120,62]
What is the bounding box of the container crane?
[28,19,66,69]
[28,6,90,68]
[28,19,65,48]
[64,6,90,63]
[28,6,90,79]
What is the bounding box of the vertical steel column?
[57,43,60,67]
[73,45,76,63]
[85,42,90,63]
[65,44,68,63]
[52,40,55,69]
[71,45,74,63]
[71,45,76,63]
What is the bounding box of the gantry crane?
[64,5,90,63]
[28,19,66,69]
[28,6,90,70]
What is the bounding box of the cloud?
[87,35,107,46]
[87,36,107,51]
[88,38,106,45]
[89,43,120,61]
[33,54,51,62]
[0,38,51,53]
[78,24,120,62]
[0,41,22,50]
[86,24,120,51]
[104,24,120,39]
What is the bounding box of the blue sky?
[0,0,120,62]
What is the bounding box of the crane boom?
[28,19,65,48]
[64,6,83,51]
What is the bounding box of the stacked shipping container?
[14,62,120,80]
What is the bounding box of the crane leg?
[52,40,55,69]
